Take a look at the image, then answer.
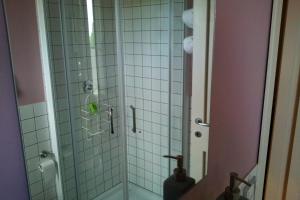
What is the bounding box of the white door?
[189,0,215,182]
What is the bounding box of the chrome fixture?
[195,117,210,127]
[83,80,93,93]
[108,107,114,134]
[130,105,136,133]
[39,150,54,158]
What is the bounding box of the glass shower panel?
[170,0,185,171]
[121,0,169,197]
[43,1,79,199]
[43,0,124,199]
[120,0,185,199]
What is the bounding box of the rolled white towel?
[183,36,193,54]
[182,9,193,28]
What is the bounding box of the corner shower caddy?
[81,93,114,138]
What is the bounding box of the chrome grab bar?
[130,105,136,133]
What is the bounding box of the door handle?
[195,118,210,127]
[130,105,136,133]
[109,107,114,134]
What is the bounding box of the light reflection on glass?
[86,0,98,95]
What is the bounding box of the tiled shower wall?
[122,0,184,195]
[44,0,122,199]
[19,102,57,200]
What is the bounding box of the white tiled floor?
[95,183,162,200]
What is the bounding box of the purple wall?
[183,0,272,199]
[0,1,29,199]
[5,0,45,105]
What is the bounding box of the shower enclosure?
[38,0,186,199]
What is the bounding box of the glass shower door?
[43,0,126,199]
[61,0,125,199]
[119,0,186,199]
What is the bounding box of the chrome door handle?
[195,118,210,127]
[130,105,136,133]
[109,107,114,134]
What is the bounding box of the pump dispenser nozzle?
[163,155,186,181]
[221,172,251,200]
[229,172,251,192]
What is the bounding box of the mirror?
[3,0,216,199]
[3,0,275,199]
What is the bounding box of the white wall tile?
[19,105,34,120]
[25,144,39,159]
[23,131,37,147]
[33,102,48,116]
[28,170,42,184]
[26,157,40,172]
[22,118,36,133]
[30,181,44,196]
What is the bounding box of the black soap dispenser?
[217,172,251,200]
[163,155,195,200]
